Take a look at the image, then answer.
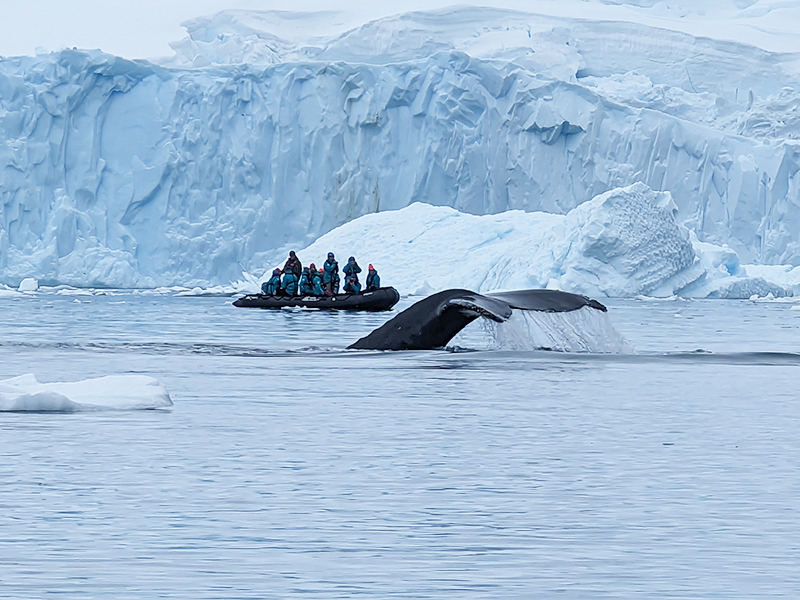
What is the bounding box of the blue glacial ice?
[1,7,799,295]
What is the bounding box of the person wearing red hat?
[308,264,324,295]
[365,264,380,292]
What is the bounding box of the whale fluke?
[348,288,606,351]
[487,289,607,313]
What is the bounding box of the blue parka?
[262,270,282,295]
[282,272,299,296]
[343,258,362,281]
[299,268,313,295]
[323,257,339,293]
[343,277,362,293]
[310,270,324,295]
[365,269,380,292]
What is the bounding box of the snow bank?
[282,183,795,299]
[0,374,173,412]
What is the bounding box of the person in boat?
[309,264,324,296]
[298,267,313,295]
[343,274,361,293]
[281,268,299,296]
[283,250,302,278]
[343,256,362,283]
[262,268,282,295]
[365,264,380,292]
[322,252,339,295]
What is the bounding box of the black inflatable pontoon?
[233,286,400,312]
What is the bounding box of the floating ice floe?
[0,374,173,412]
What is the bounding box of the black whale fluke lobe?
[347,288,607,351]
[486,289,607,313]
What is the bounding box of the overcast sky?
[2,0,799,59]
[0,0,465,59]
[1,0,264,58]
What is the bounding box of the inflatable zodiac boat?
[233,287,400,312]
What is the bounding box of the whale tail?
[347,288,606,351]
[487,289,607,313]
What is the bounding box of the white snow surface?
[0,374,173,412]
[280,183,795,298]
[1,3,800,296]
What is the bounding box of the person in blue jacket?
[342,256,362,283]
[309,264,324,296]
[281,269,299,296]
[322,252,339,295]
[343,274,361,293]
[262,268,282,295]
[365,264,380,292]
[298,267,313,295]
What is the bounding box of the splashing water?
[482,306,633,353]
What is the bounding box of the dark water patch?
[405,349,800,372]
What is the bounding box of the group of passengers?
[261,251,381,297]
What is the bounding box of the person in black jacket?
[282,250,302,278]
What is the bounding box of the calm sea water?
[1,292,799,599]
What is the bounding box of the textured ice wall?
[1,8,800,288]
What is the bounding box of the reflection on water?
[1,293,799,598]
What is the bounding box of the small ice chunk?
[18,278,38,292]
[0,374,173,412]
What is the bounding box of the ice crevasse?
[1,7,799,295]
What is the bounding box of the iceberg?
[1,6,799,293]
[279,182,792,298]
[0,373,173,412]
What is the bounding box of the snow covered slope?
[286,183,796,298]
[1,5,799,291]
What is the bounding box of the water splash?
[483,306,633,353]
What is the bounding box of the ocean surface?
[1,292,799,599]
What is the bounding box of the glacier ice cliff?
[1,7,799,292]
